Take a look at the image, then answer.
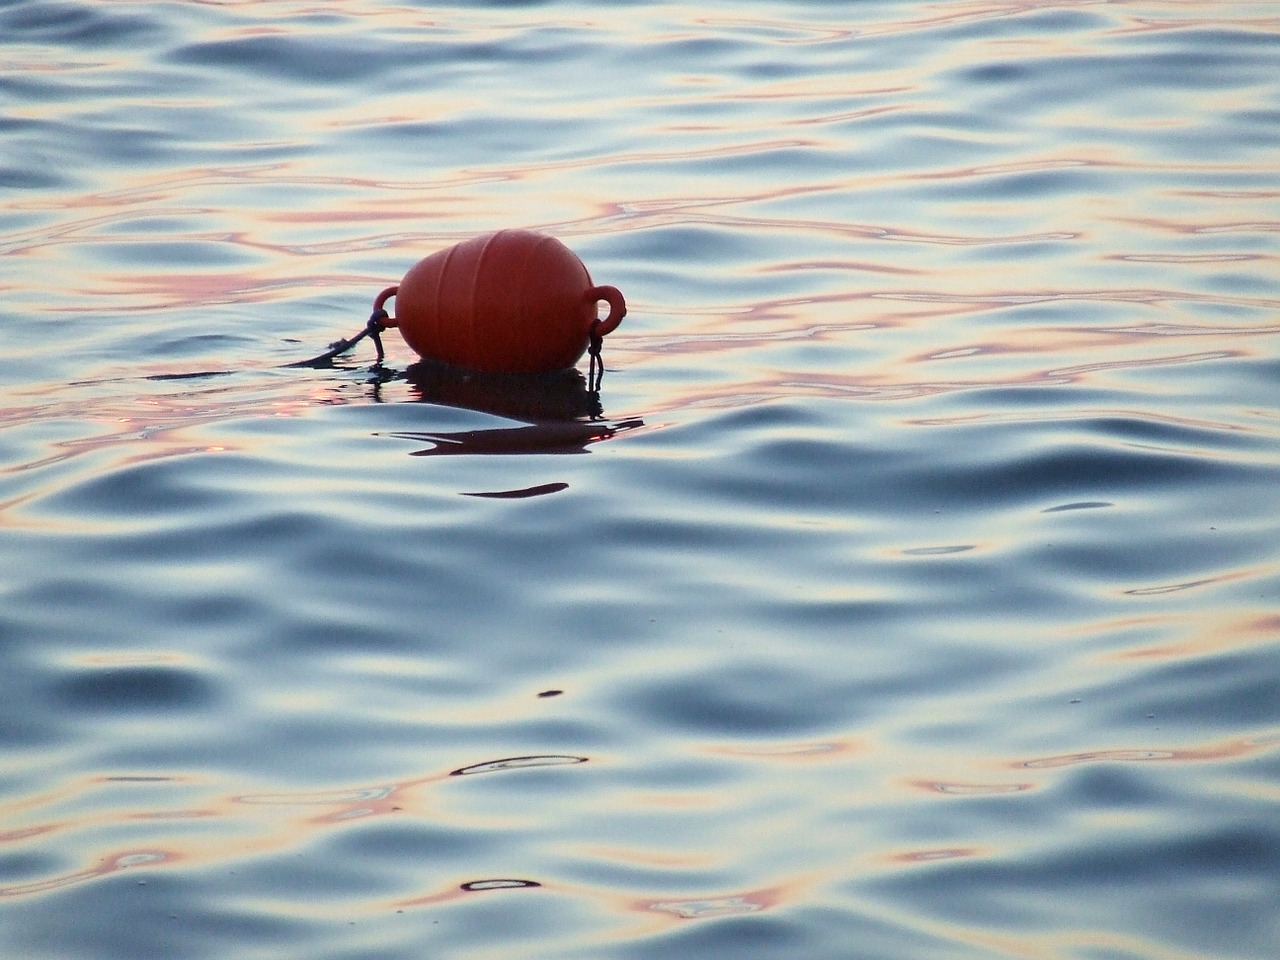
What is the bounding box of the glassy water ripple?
[2,2,1278,959]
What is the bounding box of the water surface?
[2,2,1279,958]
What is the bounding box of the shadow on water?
[383,359,644,457]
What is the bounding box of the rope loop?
[366,307,388,363]
[285,299,389,368]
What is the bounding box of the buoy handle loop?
[374,285,399,324]
[587,285,625,339]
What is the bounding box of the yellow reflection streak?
[1103,609,1280,661]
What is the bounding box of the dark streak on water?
[2,2,1279,959]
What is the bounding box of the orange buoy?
[373,230,625,374]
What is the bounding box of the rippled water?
[3,2,1279,958]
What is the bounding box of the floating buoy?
[366,229,624,374]
[289,230,625,378]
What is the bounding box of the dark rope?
[587,324,605,393]
[286,308,388,368]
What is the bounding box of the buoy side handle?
[587,285,625,338]
[374,286,399,327]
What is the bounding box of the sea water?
[2,2,1278,958]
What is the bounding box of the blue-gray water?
[2,2,1279,958]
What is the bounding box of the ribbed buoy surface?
[381,230,624,374]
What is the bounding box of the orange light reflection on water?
[701,737,867,762]
[1017,734,1272,771]
[0,763,451,901]
[1104,609,1280,662]
[0,379,343,530]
